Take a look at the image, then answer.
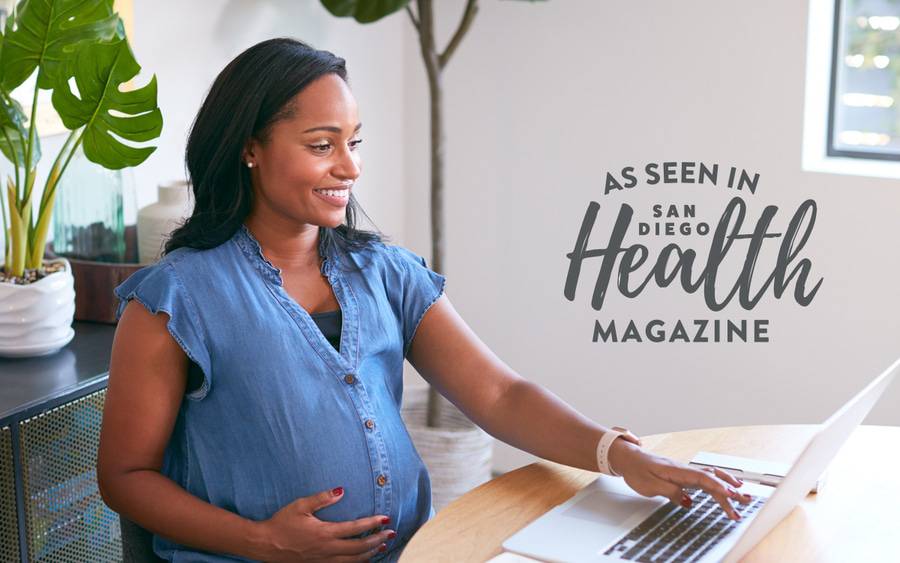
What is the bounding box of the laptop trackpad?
[561,491,657,526]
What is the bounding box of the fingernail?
[380,516,390,525]
[332,487,344,496]
[681,494,692,508]
[387,531,397,539]
[378,544,387,553]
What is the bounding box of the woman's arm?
[406,295,610,470]
[98,301,271,559]
[407,294,750,519]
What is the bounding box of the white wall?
[399,0,900,473]
[125,1,900,476]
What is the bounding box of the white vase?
[0,258,75,357]
[137,180,194,264]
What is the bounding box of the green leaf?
[0,90,39,169]
[320,0,411,23]
[6,177,29,276]
[51,38,162,169]
[0,0,120,91]
[0,10,39,170]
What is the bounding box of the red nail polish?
[380,516,390,525]
[378,544,387,553]
[387,531,397,539]
[681,494,692,508]
[332,487,344,496]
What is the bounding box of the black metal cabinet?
[0,323,118,562]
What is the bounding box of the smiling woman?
[98,38,429,563]
[241,73,365,231]
[161,39,381,259]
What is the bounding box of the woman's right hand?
[257,487,396,562]
[607,440,752,521]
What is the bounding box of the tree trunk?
[408,0,479,428]
[417,0,445,428]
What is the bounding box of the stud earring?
[246,161,254,168]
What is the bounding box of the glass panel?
[51,146,126,262]
[830,0,900,160]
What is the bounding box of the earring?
[246,161,254,168]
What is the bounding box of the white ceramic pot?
[137,180,194,264]
[0,258,75,357]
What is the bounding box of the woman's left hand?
[607,438,753,521]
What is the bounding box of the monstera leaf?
[0,91,40,170]
[0,12,40,172]
[51,38,161,169]
[320,0,410,23]
[0,1,160,276]
[0,0,120,92]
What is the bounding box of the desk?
[400,425,900,562]
[0,322,117,562]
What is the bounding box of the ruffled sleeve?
[388,245,447,358]
[113,262,213,401]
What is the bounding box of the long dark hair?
[164,37,386,260]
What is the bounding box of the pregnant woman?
[97,38,750,562]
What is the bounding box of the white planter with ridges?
[0,258,75,357]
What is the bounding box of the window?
[828,0,900,161]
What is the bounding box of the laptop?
[502,356,900,563]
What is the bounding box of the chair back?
[119,515,166,563]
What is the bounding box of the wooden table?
[400,425,900,562]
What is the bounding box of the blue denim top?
[113,224,446,562]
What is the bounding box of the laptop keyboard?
[601,488,765,562]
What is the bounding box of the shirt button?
[344,373,356,384]
[365,419,375,429]
[376,474,387,486]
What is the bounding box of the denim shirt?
[113,224,446,562]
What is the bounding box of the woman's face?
[244,73,363,229]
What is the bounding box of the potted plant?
[321,0,544,510]
[0,0,161,357]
